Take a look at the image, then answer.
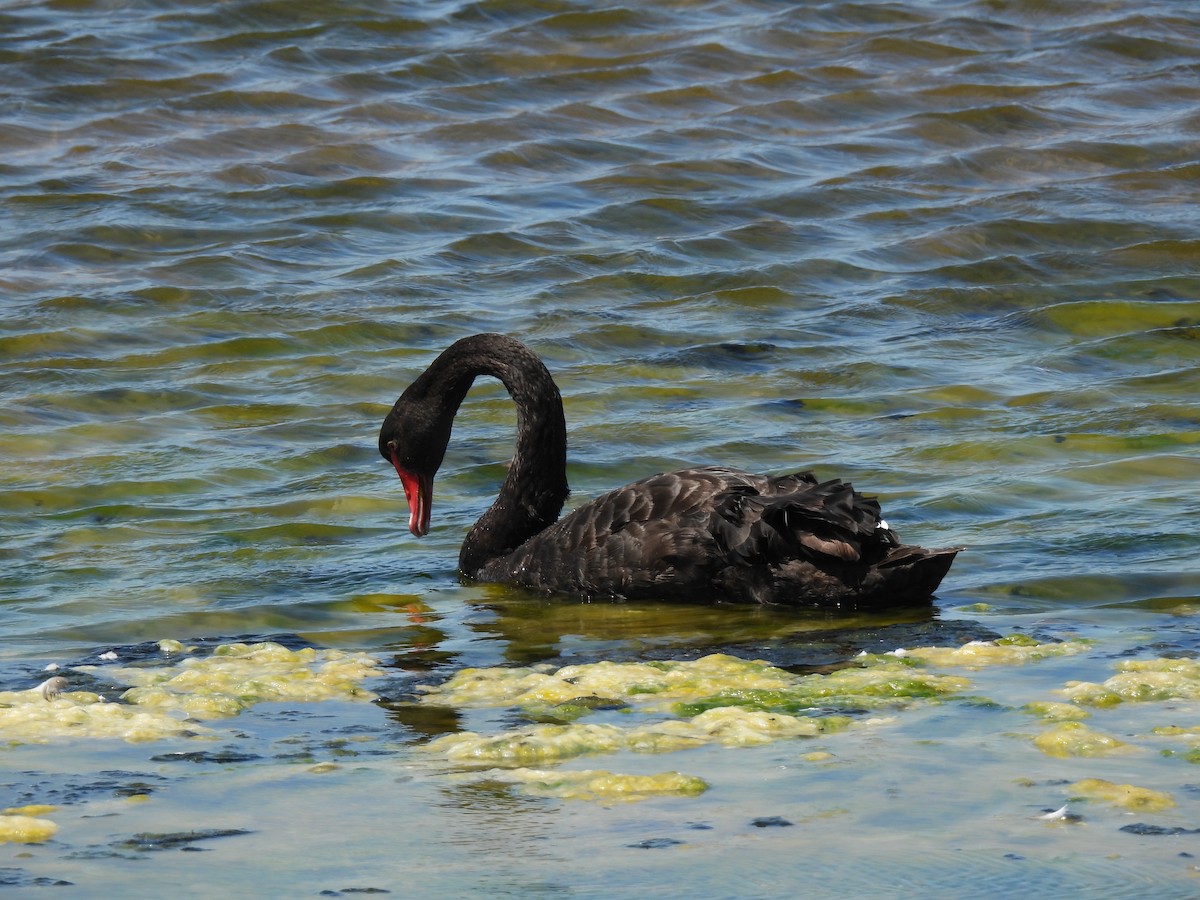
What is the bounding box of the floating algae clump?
[0,685,207,745]
[4,805,57,816]
[492,768,709,802]
[673,661,969,717]
[1023,701,1090,721]
[0,641,383,746]
[1033,722,1134,758]
[1069,778,1175,812]
[113,641,381,720]
[0,814,58,844]
[430,708,853,767]
[892,637,1088,669]
[418,652,980,769]
[430,723,626,766]
[421,654,799,710]
[422,653,970,719]
[1061,657,1200,707]
[639,707,851,748]
[417,641,1086,801]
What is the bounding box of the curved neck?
[421,335,568,576]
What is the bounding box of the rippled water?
[2,0,1200,894]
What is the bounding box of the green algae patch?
[111,641,382,720]
[1033,722,1135,758]
[1061,657,1200,707]
[416,650,987,800]
[651,707,851,747]
[0,641,383,746]
[416,641,1099,801]
[420,654,799,711]
[491,768,709,802]
[521,695,629,724]
[4,805,57,816]
[430,723,626,766]
[893,637,1088,669]
[1068,778,1175,812]
[422,653,971,719]
[1023,701,1090,722]
[0,685,209,745]
[426,709,852,767]
[673,662,969,717]
[0,814,58,844]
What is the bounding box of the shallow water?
[2,0,1199,894]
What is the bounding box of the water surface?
[2,0,1199,895]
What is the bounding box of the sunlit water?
[2,0,1199,895]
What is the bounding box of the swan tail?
[710,478,960,605]
[869,545,961,602]
[712,477,890,566]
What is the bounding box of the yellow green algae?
[421,654,801,710]
[476,768,710,802]
[0,815,58,844]
[1023,701,1090,722]
[1011,653,1200,764]
[1,641,381,746]
[886,636,1089,669]
[417,638,1080,800]
[429,707,852,766]
[0,684,208,745]
[4,805,57,816]
[1032,724,1132,758]
[1060,657,1200,707]
[433,723,625,766]
[1068,778,1175,812]
[1032,722,1135,759]
[106,641,381,720]
[420,652,972,718]
[800,750,836,762]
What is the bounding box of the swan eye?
[380,437,401,462]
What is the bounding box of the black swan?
[379,333,958,607]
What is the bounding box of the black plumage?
[379,333,958,608]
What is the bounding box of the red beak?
[389,446,432,537]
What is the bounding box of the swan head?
[379,391,452,538]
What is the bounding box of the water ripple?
[0,2,1198,885]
